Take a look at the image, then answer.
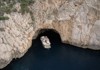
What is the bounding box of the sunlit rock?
[0,0,100,69]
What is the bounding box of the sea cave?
[2,29,100,70]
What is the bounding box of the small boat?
[40,36,51,49]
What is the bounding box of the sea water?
[2,40,100,70]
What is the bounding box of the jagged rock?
[0,0,100,69]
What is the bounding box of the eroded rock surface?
[0,0,100,69]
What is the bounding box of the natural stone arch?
[33,29,62,45]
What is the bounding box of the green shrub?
[0,0,35,21]
[0,0,15,14]
[20,0,35,14]
[0,16,9,20]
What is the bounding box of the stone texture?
[0,0,100,69]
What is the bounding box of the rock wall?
[0,0,100,69]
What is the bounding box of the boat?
[40,36,51,49]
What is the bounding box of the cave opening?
[33,29,62,48]
[2,30,100,70]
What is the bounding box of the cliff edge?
[0,0,100,69]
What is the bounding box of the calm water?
[2,40,100,70]
[2,29,100,70]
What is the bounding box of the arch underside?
[34,29,62,46]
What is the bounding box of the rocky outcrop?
[0,0,100,69]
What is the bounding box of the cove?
[1,29,100,70]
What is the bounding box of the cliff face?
[0,0,100,69]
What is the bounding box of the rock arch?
[33,29,62,45]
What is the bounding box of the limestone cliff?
[0,0,100,69]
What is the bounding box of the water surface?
[2,41,100,70]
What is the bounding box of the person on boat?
[40,36,51,49]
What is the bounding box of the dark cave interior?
[34,29,62,46]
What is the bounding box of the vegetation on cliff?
[0,0,35,20]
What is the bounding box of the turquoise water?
[2,29,100,70]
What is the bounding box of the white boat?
[40,36,51,49]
